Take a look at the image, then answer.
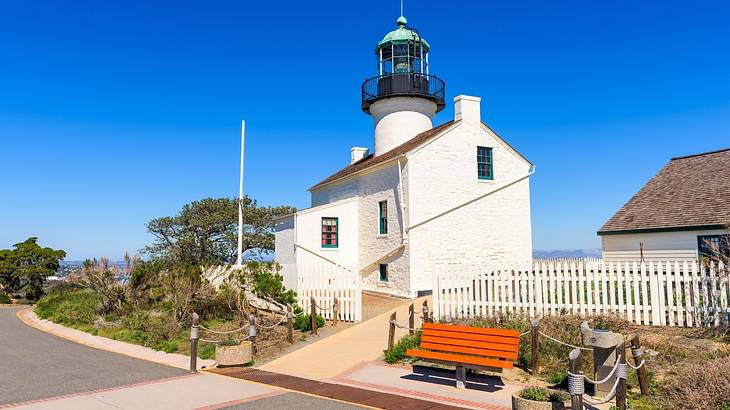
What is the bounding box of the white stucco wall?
[601,229,729,262]
[274,215,298,291]
[406,119,533,292]
[310,163,412,297]
[293,198,359,268]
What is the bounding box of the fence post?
[568,348,583,410]
[530,319,540,375]
[333,296,339,327]
[408,303,415,335]
[422,300,430,323]
[248,314,257,355]
[616,341,627,410]
[387,311,396,351]
[286,304,294,344]
[189,312,199,374]
[629,334,649,395]
[310,296,318,335]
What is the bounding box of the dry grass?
[660,355,730,410]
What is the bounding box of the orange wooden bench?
[406,323,520,389]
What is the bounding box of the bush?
[519,386,568,402]
[199,344,215,360]
[249,261,297,305]
[35,289,100,326]
[547,370,568,386]
[384,332,421,364]
[157,340,179,353]
[294,313,325,332]
[0,291,11,304]
[661,355,730,410]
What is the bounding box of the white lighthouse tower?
[361,16,446,156]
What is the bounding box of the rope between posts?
[256,314,287,330]
[538,331,593,351]
[199,335,253,344]
[199,324,247,335]
[519,330,530,337]
[570,355,622,385]
[568,361,630,406]
[313,302,336,311]
[389,319,419,332]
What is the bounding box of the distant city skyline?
[1,1,728,260]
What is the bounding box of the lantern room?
[361,16,445,114]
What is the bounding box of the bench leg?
[455,365,466,389]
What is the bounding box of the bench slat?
[420,335,519,354]
[422,329,519,346]
[419,342,518,361]
[423,323,520,338]
[406,349,513,369]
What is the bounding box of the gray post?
[422,300,430,324]
[408,303,415,335]
[286,304,294,344]
[530,319,540,375]
[569,348,583,410]
[455,365,466,389]
[189,312,199,374]
[248,314,257,355]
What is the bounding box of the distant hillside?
[532,249,602,259]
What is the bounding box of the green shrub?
[519,386,568,402]
[157,340,179,353]
[249,261,297,305]
[35,289,100,326]
[294,313,325,332]
[0,291,11,304]
[199,344,215,360]
[548,370,568,386]
[384,332,421,364]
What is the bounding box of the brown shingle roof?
[598,148,730,235]
[309,120,456,190]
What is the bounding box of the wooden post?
[629,334,649,396]
[530,319,540,375]
[333,296,339,327]
[248,314,257,355]
[569,348,583,410]
[408,303,415,335]
[387,311,396,351]
[310,296,317,335]
[616,341,627,410]
[422,300,430,323]
[286,304,294,344]
[189,313,199,374]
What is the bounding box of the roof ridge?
[671,147,730,161]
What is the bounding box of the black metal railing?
[361,73,445,112]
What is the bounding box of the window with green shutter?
[378,201,388,235]
[477,146,493,180]
[321,217,338,248]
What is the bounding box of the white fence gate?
[283,264,362,322]
[434,260,729,327]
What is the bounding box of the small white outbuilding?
[275,16,534,297]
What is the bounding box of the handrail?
[361,73,445,112]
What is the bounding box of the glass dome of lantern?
[362,16,445,113]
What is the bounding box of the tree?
[0,238,66,300]
[143,197,295,265]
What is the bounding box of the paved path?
[1,306,366,409]
[260,296,430,380]
[0,307,184,405]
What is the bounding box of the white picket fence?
[434,260,729,327]
[283,264,362,322]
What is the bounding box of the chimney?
[350,147,369,164]
[454,95,481,124]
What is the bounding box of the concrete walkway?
[260,296,429,380]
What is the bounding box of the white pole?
[237,120,245,267]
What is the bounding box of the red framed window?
[321,217,339,248]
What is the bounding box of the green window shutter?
[477,146,493,180]
[378,201,388,234]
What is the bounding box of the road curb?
[16,308,214,371]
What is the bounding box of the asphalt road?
[223,393,364,410]
[0,307,185,405]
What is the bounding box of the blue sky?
[1,1,728,260]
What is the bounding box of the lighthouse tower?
[361,16,446,156]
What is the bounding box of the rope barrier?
[199,324,247,335]
[538,331,593,351]
[519,330,530,337]
[389,319,420,332]
[199,335,253,344]
[567,357,632,406]
[256,315,287,330]
[313,302,336,311]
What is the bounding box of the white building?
[275,16,534,297]
[599,148,730,262]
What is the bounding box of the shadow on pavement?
[403,365,506,393]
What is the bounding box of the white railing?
[285,264,362,323]
[433,260,729,327]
